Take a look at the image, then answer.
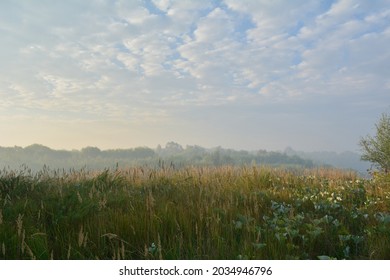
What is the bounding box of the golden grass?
[0,165,389,259]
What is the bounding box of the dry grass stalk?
[112,248,117,260]
[117,247,121,260]
[23,198,28,210]
[31,232,46,237]
[101,233,118,239]
[78,225,84,247]
[144,244,148,258]
[21,229,26,254]
[88,186,95,199]
[83,232,88,248]
[158,233,163,260]
[146,190,155,212]
[67,243,71,260]
[3,194,11,207]
[77,191,83,203]
[98,195,107,210]
[24,241,36,260]
[16,214,23,237]
[121,241,125,260]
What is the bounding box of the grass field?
[0,165,389,260]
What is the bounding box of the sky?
[0,0,389,153]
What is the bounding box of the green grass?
[0,165,389,259]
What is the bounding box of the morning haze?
[2,1,390,263]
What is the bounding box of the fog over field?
[0,143,370,176]
[0,0,389,153]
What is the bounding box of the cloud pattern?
[0,0,389,151]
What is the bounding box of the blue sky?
[0,0,389,152]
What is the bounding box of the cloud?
[0,0,389,151]
[294,5,390,99]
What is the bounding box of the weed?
[0,166,389,259]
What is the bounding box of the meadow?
[0,164,389,260]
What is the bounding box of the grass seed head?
[78,225,84,247]
[16,214,23,237]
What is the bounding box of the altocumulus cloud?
[0,0,389,151]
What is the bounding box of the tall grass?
[0,165,389,259]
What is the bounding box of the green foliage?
[0,166,389,259]
[360,113,390,174]
[0,143,314,173]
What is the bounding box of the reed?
[0,165,389,259]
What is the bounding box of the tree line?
[0,142,315,172]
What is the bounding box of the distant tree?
[133,147,155,158]
[81,146,101,157]
[164,142,183,154]
[359,113,390,174]
[24,144,52,154]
